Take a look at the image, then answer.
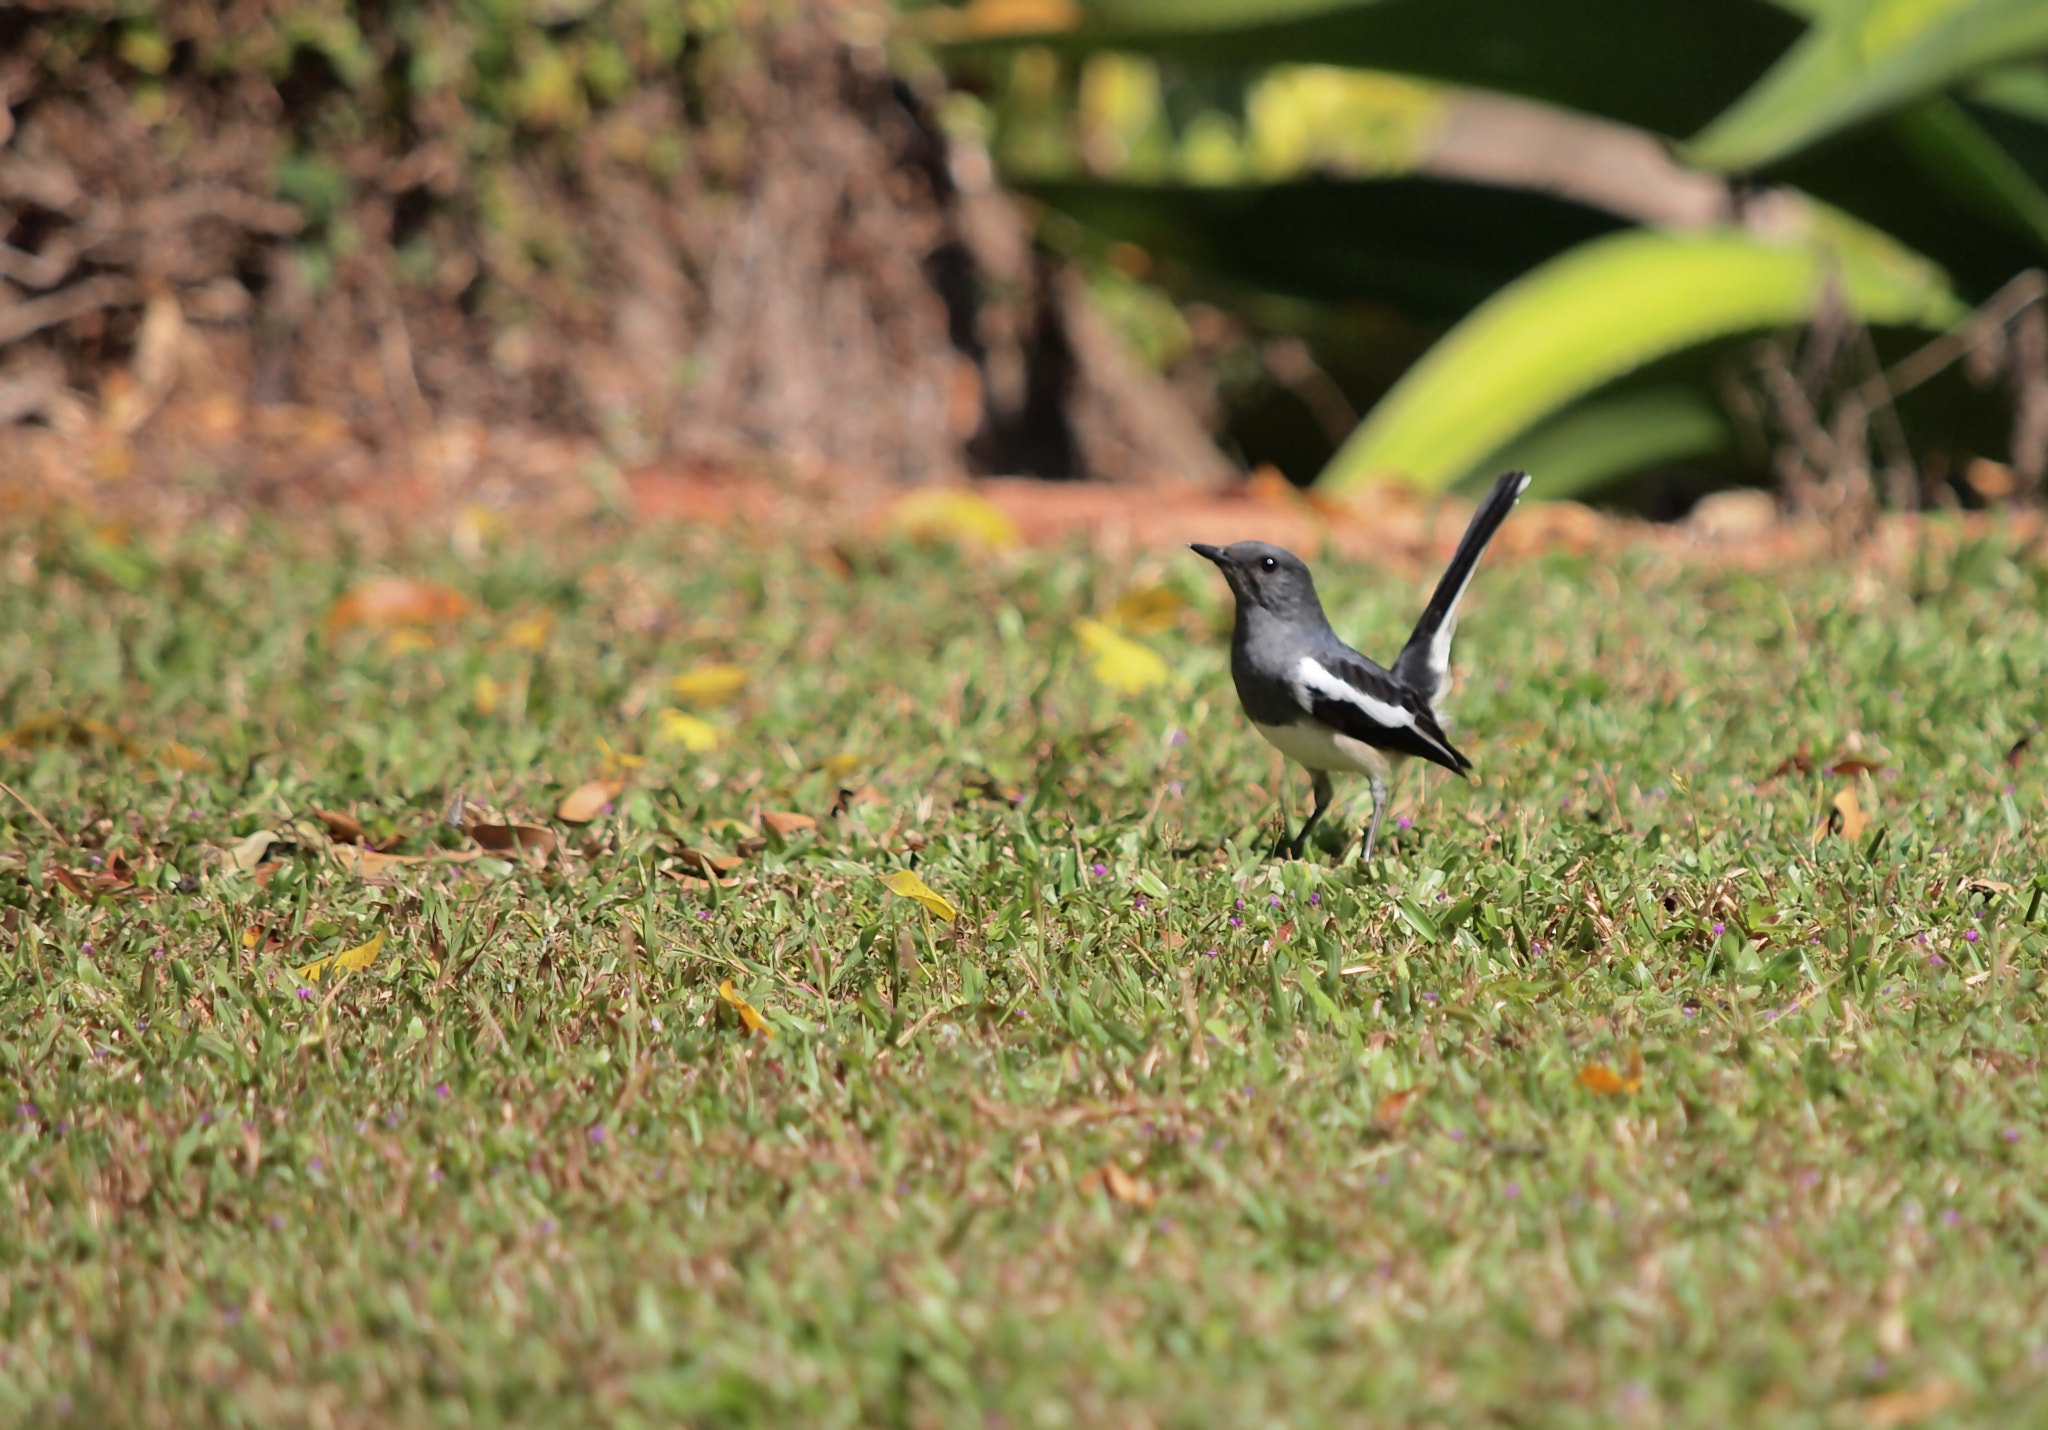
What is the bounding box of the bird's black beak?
[1189,543,1226,567]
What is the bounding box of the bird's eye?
[1260,556,1278,572]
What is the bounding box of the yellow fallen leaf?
[822,752,863,777]
[156,741,209,772]
[669,663,749,707]
[504,612,553,651]
[296,929,386,985]
[882,868,958,922]
[657,710,721,752]
[889,488,1020,551]
[1073,617,1169,695]
[334,929,385,973]
[557,778,624,823]
[1108,585,1188,635]
[1577,1046,1643,1096]
[382,628,437,655]
[326,576,467,633]
[474,673,505,715]
[718,978,773,1037]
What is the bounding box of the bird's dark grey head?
[1189,541,1327,625]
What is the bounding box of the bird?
[1190,470,1530,862]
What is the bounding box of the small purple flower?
[1269,895,1282,907]
[296,988,313,1000]
[1134,897,1148,910]
[1167,781,1184,797]
[589,1126,605,1144]
[2005,1129,2020,1143]
[1309,892,1319,906]
[1229,917,1242,928]
[1090,863,1107,877]
[1448,1129,1465,1141]
[696,909,711,920]
[429,1168,443,1182]
[222,1307,241,1326]
[1396,817,1412,830]
[268,1215,284,1230]
[1965,929,1980,943]
[539,1218,556,1235]
[152,948,164,959]
[1943,1208,1961,1227]
[435,1083,450,1098]
[1235,898,1244,910]
[1421,991,1439,1004]
[1203,948,1218,958]
[1169,729,1187,746]
[81,943,93,953]
[309,1158,323,1172]
[200,1111,213,1125]
[1928,954,1944,967]
[1711,922,1725,937]
[88,857,101,867]
[1531,941,1543,953]
[1504,1182,1521,1199]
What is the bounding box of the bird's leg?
[1359,774,1390,863]
[1288,771,1335,859]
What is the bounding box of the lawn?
[3,511,2046,1428]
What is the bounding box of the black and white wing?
[1291,650,1471,776]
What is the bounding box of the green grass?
[4,513,2048,1428]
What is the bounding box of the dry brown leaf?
[313,807,363,843]
[1374,1087,1422,1136]
[830,785,884,817]
[2007,735,2030,770]
[463,821,557,860]
[1082,1162,1158,1209]
[677,847,745,877]
[557,778,624,823]
[1826,758,1881,777]
[1830,787,1869,842]
[1859,1378,1962,1428]
[326,576,467,632]
[1960,876,2014,897]
[762,810,817,837]
[1768,746,1814,779]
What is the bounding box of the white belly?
[1253,719,1400,780]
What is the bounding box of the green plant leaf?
[1480,388,1732,500]
[948,0,1805,140]
[1689,0,2048,172]
[1318,220,1964,495]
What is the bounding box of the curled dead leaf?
[677,847,745,877]
[1828,787,1870,842]
[762,810,817,838]
[557,778,624,823]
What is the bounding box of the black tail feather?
[1392,470,1529,705]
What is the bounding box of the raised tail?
[1391,470,1530,712]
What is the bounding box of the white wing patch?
[1294,656,1414,732]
